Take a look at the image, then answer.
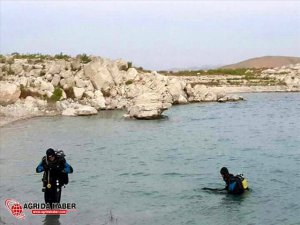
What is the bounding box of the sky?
[0,0,299,70]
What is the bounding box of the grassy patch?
[160,68,258,76]
[48,87,63,102]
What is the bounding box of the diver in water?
[220,167,246,195]
[203,167,248,195]
[36,148,73,205]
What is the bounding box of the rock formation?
[0,54,264,124]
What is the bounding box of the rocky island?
[0,54,299,126]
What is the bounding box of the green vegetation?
[125,80,133,85]
[127,61,132,69]
[11,53,51,60]
[0,55,5,63]
[4,52,70,63]
[49,87,63,102]
[54,52,71,60]
[159,68,257,76]
[120,65,128,71]
[135,66,151,73]
[158,67,286,87]
[77,54,92,64]
[120,61,133,71]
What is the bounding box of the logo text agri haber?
[5,198,77,220]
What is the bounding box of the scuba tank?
[236,174,249,190]
[55,150,66,159]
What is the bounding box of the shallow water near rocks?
[0,93,300,225]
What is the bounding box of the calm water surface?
[0,93,300,225]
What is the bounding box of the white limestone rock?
[126,92,171,119]
[90,90,106,109]
[127,68,138,79]
[84,59,115,92]
[75,105,98,116]
[0,82,21,106]
[51,74,61,87]
[62,108,77,116]
[73,87,85,100]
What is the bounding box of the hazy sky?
[1,1,299,70]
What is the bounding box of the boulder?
[90,90,106,109]
[0,82,21,105]
[125,68,138,82]
[60,101,98,116]
[126,92,171,119]
[61,77,75,90]
[108,64,123,85]
[202,92,217,102]
[75,77,86,88]
[51,74,61,86]
[40,81,54,93]
[45,74,53,81]
[84,59,115,92]
[29,69,42,77]
[24,96,37,108]
[62,108,77,116]
[167,78,187,104]
[73,87,85,100]
[70,59,81,71]
[76,105,98,116]
[85,80,94,92]
[115,59,128,70]
[48,61,64,74]
[10,63,23,75]
[177,95,188,104]
[60,70,72,79]
[83,91,94,98]
[218,94,243,102]
[19,77,28,87]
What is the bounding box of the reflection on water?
[43,215,61,225]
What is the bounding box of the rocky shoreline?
[0,54,299,126]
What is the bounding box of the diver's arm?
[202,187,225,191]
[36,161,44,173]
[62,162,73,174]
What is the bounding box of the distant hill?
[221,56,300,69]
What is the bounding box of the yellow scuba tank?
[242,178,248,189]
[237,174,249,190]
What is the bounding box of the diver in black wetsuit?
[220,167,244,195]
[36,148,73,205]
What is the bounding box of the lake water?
[0,93,300,225]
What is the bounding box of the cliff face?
[0,54,298,125]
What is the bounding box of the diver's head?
[46,148,56,161]
[220,167,229,178]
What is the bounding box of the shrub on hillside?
[49,87,63,102]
